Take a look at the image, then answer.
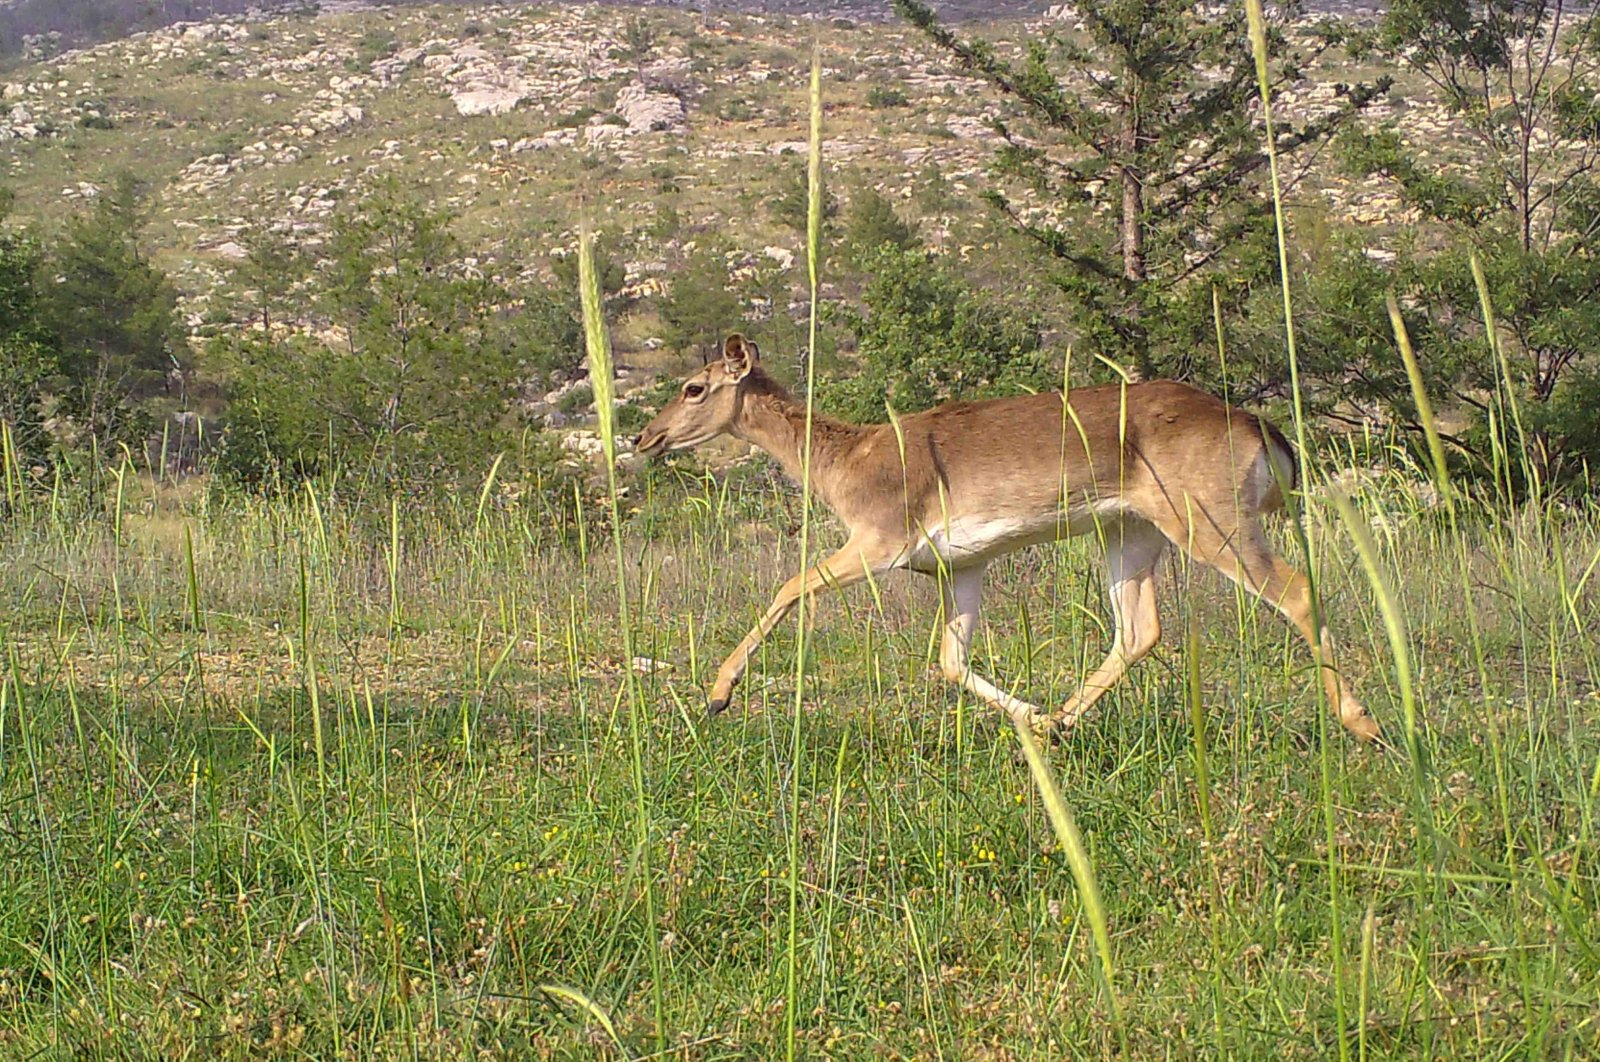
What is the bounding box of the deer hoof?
[1345,711,1382,744]
[706,697,730,718]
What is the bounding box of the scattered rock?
[452,85,527,117]
[614,81,686,134]
[944,115,997,141]
[370,45,427,85]
[513,129,576,152]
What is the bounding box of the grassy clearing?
[3,5,1599,1058]
[0,466,1597,1058]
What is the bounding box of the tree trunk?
[1118,90,1149,373]
[1119,115,1146,283]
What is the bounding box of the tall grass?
[578,220,664,1050]
[1246,0,1351,1052]
[782,45,824,1062]
[0,456,1596,1054]
[0,24,1598,1062]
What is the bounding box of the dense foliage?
[892,0,1600,492]
[214,184,577,491]
[823,245,1051,423]
[0,177,184,473]
[6,2,1600,497]
[892,0,1389,385]
[1343,0,1600,489]
[0,191,58,466]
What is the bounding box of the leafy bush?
[557,383,593,416]
[0,196,62,468]
[1336,0,1600,490]
[554,106,600,129]
[866,84,908,109]
[550,236,625,308]
[770,167,837,234]
[823,245,1051,423]
[656,243,748,358]
[843,186,921,262]
[715,98,755,122]
[213,184,543,491]
[355,27,397,63]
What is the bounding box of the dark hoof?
[706,697,729,718]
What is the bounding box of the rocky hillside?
[4,2,1449,334]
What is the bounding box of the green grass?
[0,467,1597,1058]
[4,5,1600,1059]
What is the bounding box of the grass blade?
[784,44,825,1062]
[1246,1,1350,1052]
[579,220,662,1050]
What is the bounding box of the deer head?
[634,333,761,456]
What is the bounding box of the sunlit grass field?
[4,12,1599,1058]
[1,460,1597,1058]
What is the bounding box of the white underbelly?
[902,501,1128,571]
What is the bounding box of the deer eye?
[684,383,706,399]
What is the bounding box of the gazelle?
[635,334,1380,742]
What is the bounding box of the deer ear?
[722,333,759,380]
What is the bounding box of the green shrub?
[40,173,184,454]
[770,166,837,234]
[554,106,600,129]
[866,84,908,109]
[843,186,920,261]
[352,27,397,68]
[0,197,63,469]
[557,383,593,416]
[657,243,747,357]
[213,183,547,491]
[823,245,1051,423]
[614,402,650,435]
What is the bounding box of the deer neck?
[731,390,860,511]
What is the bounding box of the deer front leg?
[707,539,879,717]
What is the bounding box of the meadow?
[4,4,1600,1058]
[1,441,1598,1059]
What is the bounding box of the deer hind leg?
[1055,519,1168,732]
[1153,509,1379,743]
[1240,546,1378,741]
[707,535,885,717]
[938,564,1046,725]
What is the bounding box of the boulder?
[452,85,526,117]
[614,82,686,134]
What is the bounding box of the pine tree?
[843,186,922,262]
[893,0,1389,379]
[42,172,184,449]
[0,189,62,464]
